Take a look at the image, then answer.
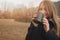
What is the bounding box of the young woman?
[25,0,59,40]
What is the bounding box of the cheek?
[44,12,49,18]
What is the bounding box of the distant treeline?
[0,1,60,22]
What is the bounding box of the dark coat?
[25,20,59,40]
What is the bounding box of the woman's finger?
[42,17,47,21]
[32,13,38,21]
[32,13,38,18]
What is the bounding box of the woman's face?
[39,3,49,18]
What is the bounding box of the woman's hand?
[42,17,50,32]
[31,13,50,32]
[31,13,38,27]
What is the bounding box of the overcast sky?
[0,0,60,10]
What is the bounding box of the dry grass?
[0,19,30,40]
[0,19,60,40]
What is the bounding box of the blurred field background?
[0,1,60,40]
[0,19,30,40]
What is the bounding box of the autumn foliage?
[0,6,38,22]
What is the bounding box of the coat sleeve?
[46,20,59,40]
[46,30,59,40]
[25,22,35,40]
